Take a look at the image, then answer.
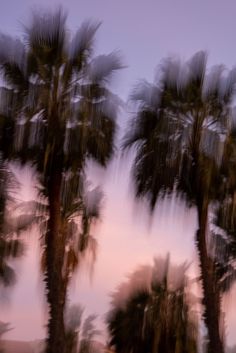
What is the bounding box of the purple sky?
[0,0,236,347]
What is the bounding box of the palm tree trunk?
[152,327,160,353]
[45,170,67,353]
[196,198,224,353]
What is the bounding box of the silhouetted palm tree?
[124,52,236,353]
[0,8,122,353]
[107,256,198,353]
[211,125,236,294]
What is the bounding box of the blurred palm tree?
[65,304,100,353]
[0,162,21,287]
[0,163,36,288]
[124,52,236,353]
[107,256,198,353]
[0,8,122,353]
[210,125,236,295]
[0,161,37,352]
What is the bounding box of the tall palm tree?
[0,8,122,353]
[211,125,236,295]
[124,52,235,353]
[107,256,198,353]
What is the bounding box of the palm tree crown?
[107,256,198,353]
[0,8,123,179]
[124,52,234,208]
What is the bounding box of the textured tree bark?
[196,198,224,353]
[45,170,67,353]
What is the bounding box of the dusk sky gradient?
[0,0,236,347]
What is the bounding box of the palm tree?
[65,304,100,353]
[0,163,20,286]
[107,256,198,353]
[124,52,235,353]
[0,8,122,353]
[0,162,35,288]
[0,162,37,352]
[211,125,236,294]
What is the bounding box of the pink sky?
[0,0,236,347]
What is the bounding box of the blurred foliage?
[124,51,236,353]
[65,304,100,353]
[0,7,122,353]
[107,256,198,353]
[0,7,235,353]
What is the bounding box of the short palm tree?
[64,304,100,353]
[107,256,198,353]
[124,52,235,353]
[0,163,25,287]
[0,8,122,353]
[0,161,37,349]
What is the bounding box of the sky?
[0,0,236,347]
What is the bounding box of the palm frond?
[87,51,124,84]
[82,186,102,220]
[129,80,161,110]
[24,8,67,66]
[0,321,11,336]
[65,304,84,332]
[81,314,100,341]
[68,20,101,69]
[0,262,15,286]
[187,51,207,86]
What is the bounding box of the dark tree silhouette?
[107,256,198,353]
[124,52,236,353]
[211,125,236,295]
[0,8,122,353]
